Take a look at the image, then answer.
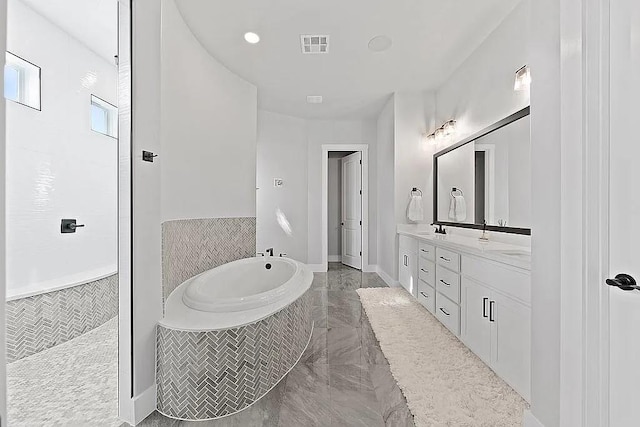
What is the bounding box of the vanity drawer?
[418,258,436,285]
[417,280,435,315]
[436,266,461,303]
[436,293,460,336]
[418,242,435,261]
[436,247,461,272]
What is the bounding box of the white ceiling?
[19,0,118,63]
[176,0,521,120]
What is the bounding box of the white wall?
[160,0,257,222]
[256,112,377,267]
[376,96,396,280]
[393,91,435,225]
[256,110,308,261]
[6,0,117,299]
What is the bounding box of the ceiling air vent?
[301,35,330,54]
[306,95,323,104]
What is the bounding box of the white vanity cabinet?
[398,235,418,298]
[460,256,531,402]
[397,231,531,402]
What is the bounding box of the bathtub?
[157,256,314,420]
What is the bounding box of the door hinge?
[359,190,362,195]
[360,220,362,226]
[359,160,362,164]
[360,251,362,256]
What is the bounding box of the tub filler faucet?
[266,248,274,257]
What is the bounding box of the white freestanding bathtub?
[157,256,314,420]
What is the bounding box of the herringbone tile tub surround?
[162,217,257,301]
[6,273,118,362]
[156,289,313,420]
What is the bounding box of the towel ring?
[451,187,464,197]
[411,187,423,197]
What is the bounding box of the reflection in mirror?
[435,110,531,232]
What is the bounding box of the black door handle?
[606,274,639,291]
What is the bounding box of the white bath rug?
[357,287,528,427]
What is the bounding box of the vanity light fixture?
[514,65,531,91]
[244,32,261,44]
[424,119,457,143]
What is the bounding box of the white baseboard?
[307,264,326,273]
[328,255,341,262]
[363,264,377,273]
[523,410,545,427]
[376,267,399,288]
[121,384,156,425]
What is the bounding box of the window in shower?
[91,95,118,138]
[4,51,41,110]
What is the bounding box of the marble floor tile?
[278,364,331,426]
[300,327,327,364]
[327,326,362,365]
[330,386,385,427]
[328,291,363,328]
[312,304,328,328]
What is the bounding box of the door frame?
[551,0,611,424]
[321,144,370,272]
[0,0,7,423]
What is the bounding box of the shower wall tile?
[6,274,118,363]
[162,217,256,301]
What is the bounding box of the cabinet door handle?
[404,255,409,266]
[489,300,496,322]
[421,268,429,273]
[420,292,429,298]
[482,297,489,318]
[439,307,450,316]
[440,279,451,287]
[440,256,451,262]
[421,249,429,253]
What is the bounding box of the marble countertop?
[397,226,531,270]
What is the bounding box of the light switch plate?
[274,178,284,188]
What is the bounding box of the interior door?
[608,0,640,424]
[341,152,362,269]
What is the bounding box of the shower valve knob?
[61,219,84,233]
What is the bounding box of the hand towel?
[449,194,467,222]
[407,195,424,222]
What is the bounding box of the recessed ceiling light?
[368,35,392,52]
[306,95,323,104]
[244,32,260,44]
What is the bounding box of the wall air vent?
[301,35,330,54]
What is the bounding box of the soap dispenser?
[479,220,490,242]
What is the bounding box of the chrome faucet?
[266,248,274,257]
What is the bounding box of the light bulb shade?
[434,127,445,139]
[443,120,456,136]
[425,133,436,143]
[514,65,531,91]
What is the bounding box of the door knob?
[606,274,639,291]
